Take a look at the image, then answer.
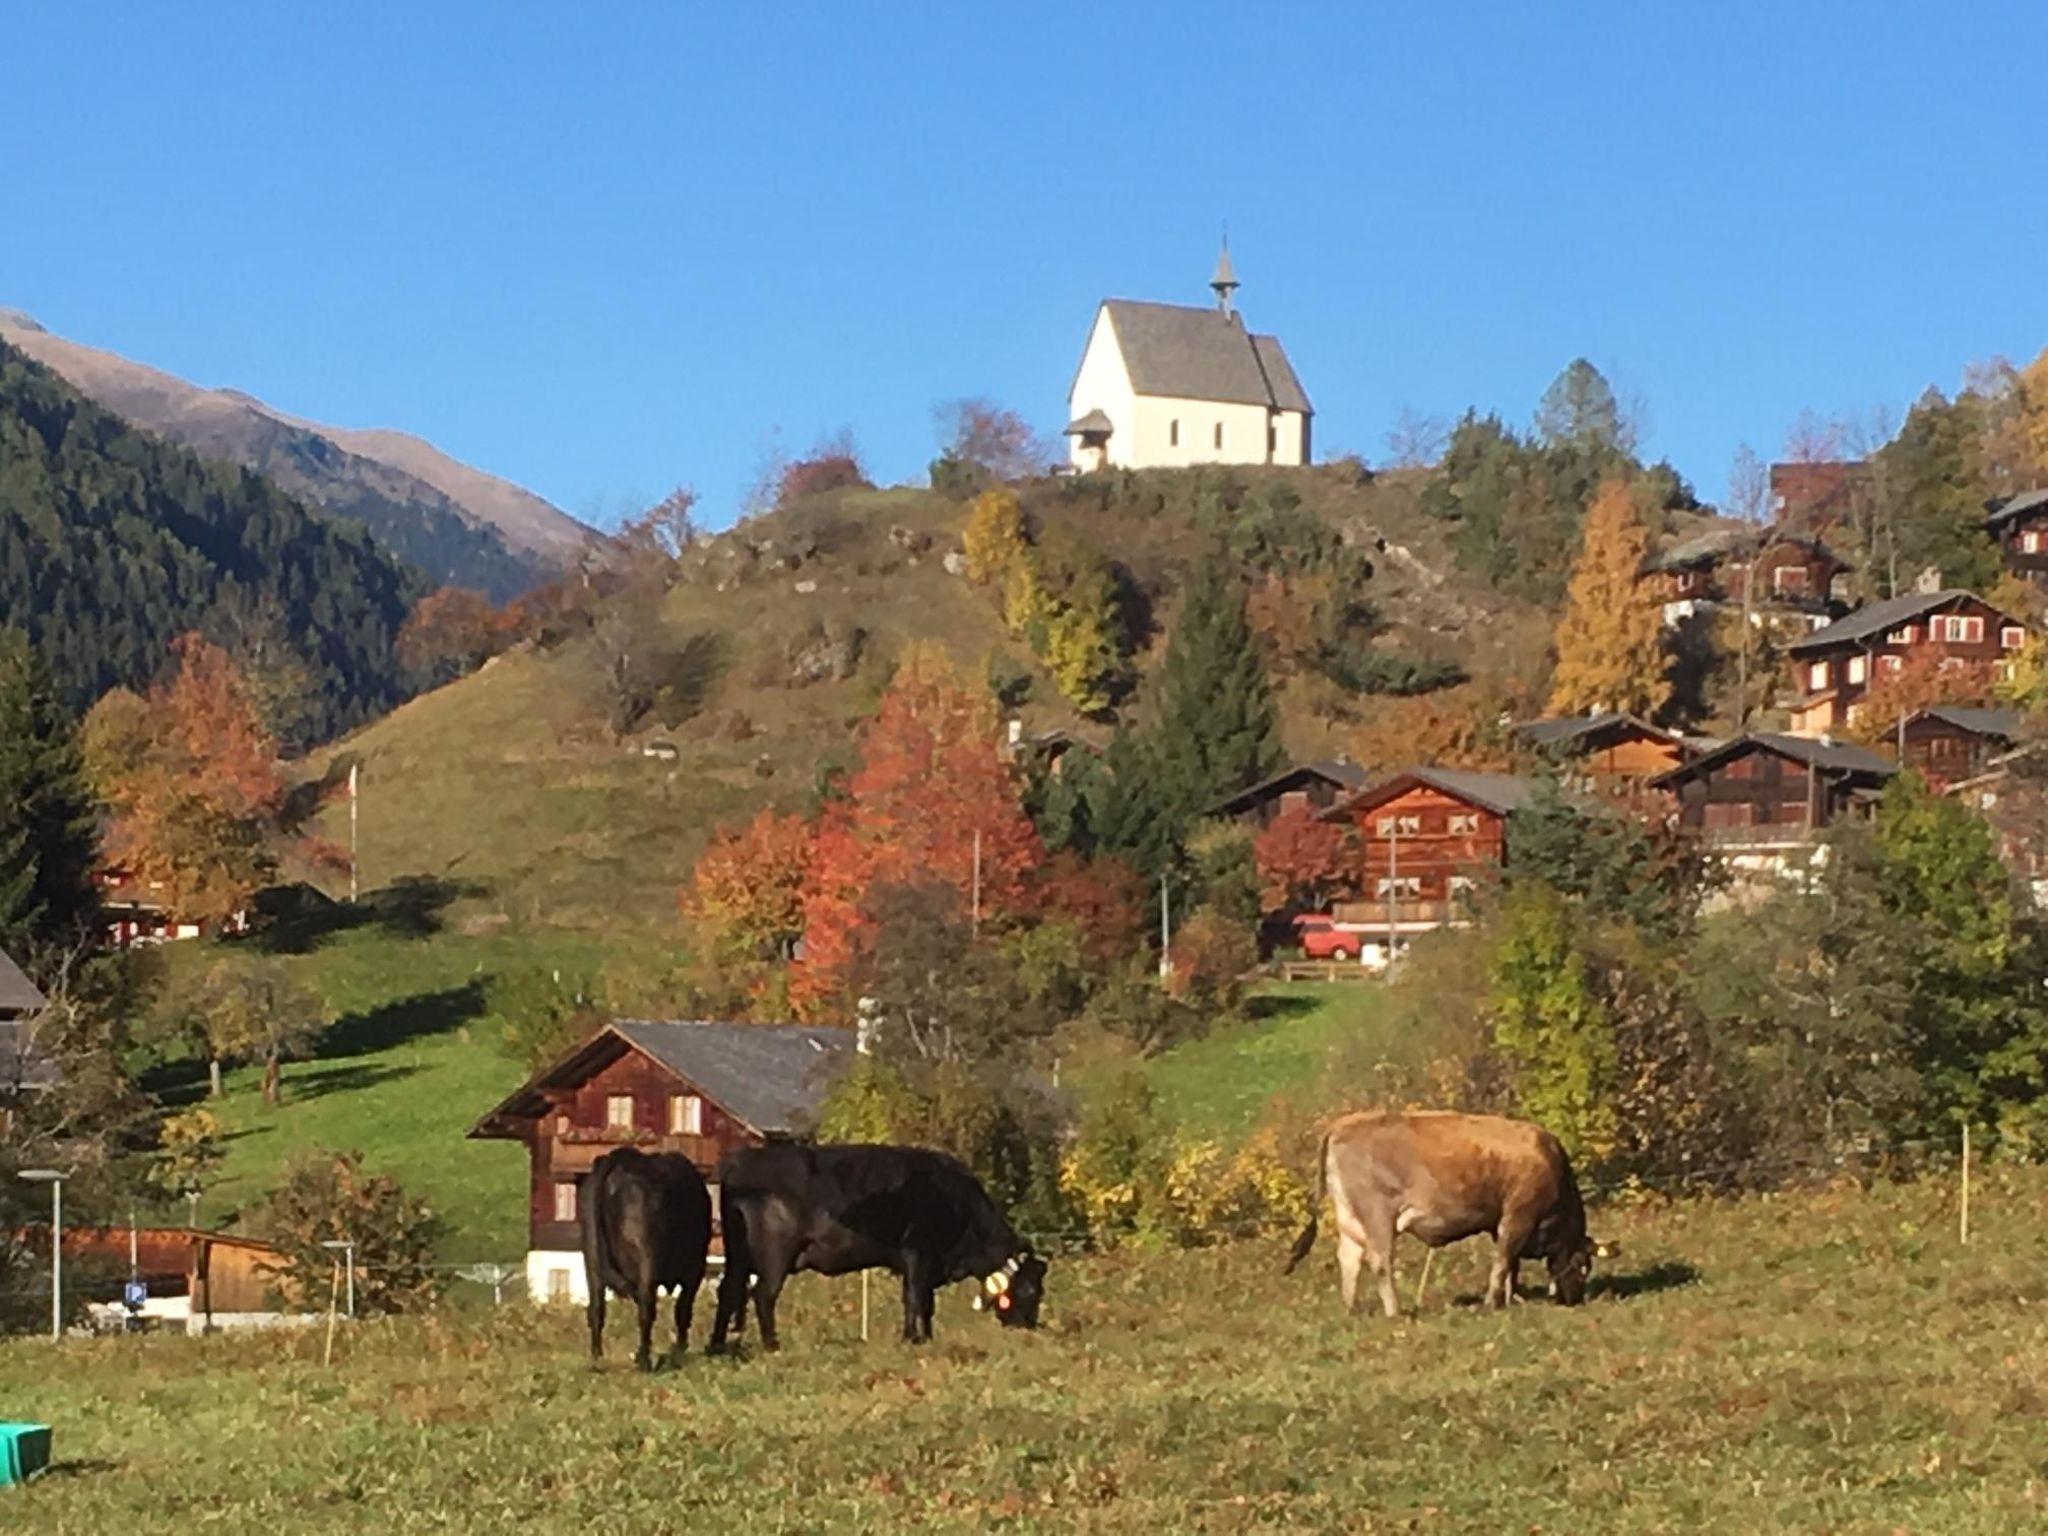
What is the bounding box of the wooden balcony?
[1329,898,1464,928]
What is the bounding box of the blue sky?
[10,3,2048,528]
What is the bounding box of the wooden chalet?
[1784,589,2029,735]
[0,949,54,1140]
[1770,460,1871,529]
[1898,705,2021,788]
[0,948,44,1026]
[1319,768,1539,964]
[1209,760,1370,826]
[469,1020,851,1305]
[1948,746,2047,903]
[1987,489,2048,588]
[1643,524,1847,625]
[1512,713,1690,798]
[1651,732,1896,880]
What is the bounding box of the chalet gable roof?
[0,1019,60,1093]
[1513,712,1684,752]
[1905,705,2023,741]
[1644,524,1844,576]
[1787,590,2021,654]
[1208,760,1369,817]
[469,1020,851,1141]
[1097,300,1312,414]
[0,949,45,1019]
[1987,488,2048,530]
[1322,766,1541,822]
[1650,731,1897,789]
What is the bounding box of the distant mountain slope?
[0,338,420,740]
[0,310,593,601]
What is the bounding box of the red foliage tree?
[1253,805,1359,915]
[1034,850,1147,963]
[397,588,521,684]
[791,650,1044,1018]
[779,429,870,503]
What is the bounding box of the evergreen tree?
[1547,479,1672,718]
[1534,358,1631,456]
[1870,388,2003,594]
[0,627,99,963]
[1144,549,1283,841]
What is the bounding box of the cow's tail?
[578,1157,608,1302]
[1282,1130,1331,1275]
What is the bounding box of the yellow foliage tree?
[2017,346,2048,477]
[962,489,1027,587]
[1547,479,1672,718]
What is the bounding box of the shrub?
[1165,905,1259,1015]
[1082,963,1202,1056]
[489,968,602,1068]
[255,1150,442,1314]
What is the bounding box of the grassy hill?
[6,1164,2043,1531]
[302,470,1552,938]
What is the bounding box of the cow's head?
[1547,1237,1599,1306]
[972,1251,1047,1329]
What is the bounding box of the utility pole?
[348,763,361,904]
[971,829,982,937]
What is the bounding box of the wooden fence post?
[1959,1122,1971,1247]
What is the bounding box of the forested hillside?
[0,339,421,741]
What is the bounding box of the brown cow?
[1283,1111,1601,1315]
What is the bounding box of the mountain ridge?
[0,309,594,600]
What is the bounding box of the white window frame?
[1447,813,1480,835]
[1938,615,1984,644]
[605,1094,635,1131]
[2024,530,2043,554]
[1887,626,1915,645]
[1846,655,1867,685]
[1880,654,1903,676]
[669,1093,704,1136]
[553,1181,577,1222]
[1374,876,1423,899]
[2001,625,2027,650]
[1808,661,1830,691]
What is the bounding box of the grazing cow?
[580,1147,713,1370]
[708,1142,1046,1352]
[1284,1111,1600,1315]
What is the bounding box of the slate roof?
[1786,590,2011,654]
[1208,760,1370,817]
[1099,300,1312,414]
[1063,408,1114,436]
[1644,523,1842,575]
[470,1020,851,1139]
[1652,732,1898,788]
[1513,712,1680,751]
[1907,705,2023,740]
[1324,767,1542,821]
[0,949,45,1018]
[1987,488,2048,529]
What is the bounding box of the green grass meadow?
[4,1164,2044,1532]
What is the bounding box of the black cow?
[708,1142,1047,1352]
[580,1147,713,1370]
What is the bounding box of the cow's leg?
[1335,1231,1366,1314]
[633,1279,659,1371]
[900,1254,931,1343]
[1488,1211,1536,1310]
[672,1261,704,1358]
[751,1261,787,1353]
[586,1281,607,1362]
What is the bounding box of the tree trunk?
[209,1057,223,1098]
[262,1053,280,1105]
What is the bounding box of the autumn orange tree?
[1548,479,1672,718]
[82,633,290,925]
[683,808,812,963]
[792,647,1045,1018]
[397,587,521,686]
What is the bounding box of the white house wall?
[1067,309,1137,470]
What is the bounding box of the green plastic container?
[0,1423,52,1486]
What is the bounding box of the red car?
[1293,913,1366,962]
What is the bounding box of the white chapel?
[1063,246,1312,473]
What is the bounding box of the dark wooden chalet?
[1319,768,1538,959]
[1784,589,2029,734]
[1651,733,1896,867]
[1770,460,1871,529]
[1898,705,2022,788]
[1209,760,1370,826]
[1644,524,1847,622]
[0,948,44,1025]
[55,1226,287,1330]
[1513,713,1690,798]
[1987,489,2048,587]
[469,1019,851,1304]
[1947,746,2047,897]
